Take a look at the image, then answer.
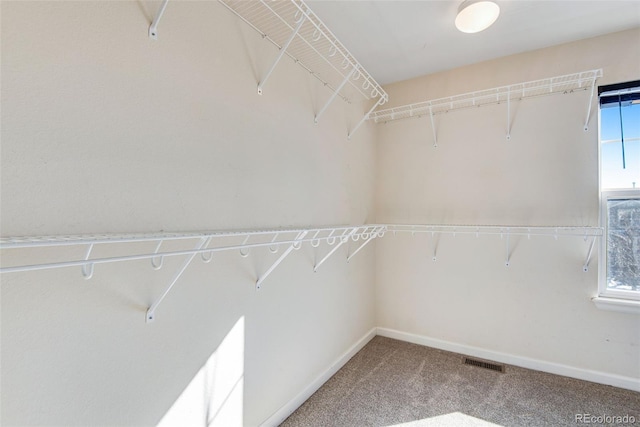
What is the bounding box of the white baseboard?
[259,327,377,427]
[377,327,640,393]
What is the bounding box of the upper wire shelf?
[147,0,387,137]
[369,69,603,123]
[219,0,387,105]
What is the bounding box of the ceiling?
[306,1,640,85]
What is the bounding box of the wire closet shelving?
[1,224,602,322]
[369,69,603,143]
[3,15,606,323]
[1,225,384,322]
[383,224,601,270]
[148,0,388,138]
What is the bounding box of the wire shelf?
[0,223,602,271]
[219,0,387,105]
[382,224,601,270]
[382,224,603,238]
[0,225,384,272]
[1,225,386,321]
[370,69,602,123]
[1,223,601,321]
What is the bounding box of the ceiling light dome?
[455,0,500,33]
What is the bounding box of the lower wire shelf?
[1,223,602,322]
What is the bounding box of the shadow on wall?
[157,316,245,427]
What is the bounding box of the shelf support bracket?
[428,105,437,147]
[346,226,380,263]
[583,236,597,272]
[315,67,356,123]
[348,96,386,140]
[431,230,438,261]
[146,237,208,323]
[148,0,170,40]
[151,240,164,270]
[314,228,357,271]
[257,11,307,95]
[256,231,308,290]
[81,243,94,279]
[504,229,511,267]
[584,78,597,131]
[506,89,511,140]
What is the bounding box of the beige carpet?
[281,336,640,427]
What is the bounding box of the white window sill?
[592,297,640,314]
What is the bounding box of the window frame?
[597,80,640,307]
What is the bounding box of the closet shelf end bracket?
[148,0,170,40]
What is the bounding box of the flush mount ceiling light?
[455,0,500,33]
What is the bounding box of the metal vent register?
[464,357,506,373]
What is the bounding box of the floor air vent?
[463,357,505,373]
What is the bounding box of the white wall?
[2,2,639,425]
[0,1,376,425]
[375,29,640,382]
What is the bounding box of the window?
[597,80,640,308]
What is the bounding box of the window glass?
[600,102,640,189]
[606,198,640,292]
[599,81,640,300]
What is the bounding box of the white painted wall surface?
[2,2,639,425]
[375,29,640,381]
[0,1,376,425]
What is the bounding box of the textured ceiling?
[307,0,640,85]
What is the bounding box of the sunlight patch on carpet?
[386,412,502,427]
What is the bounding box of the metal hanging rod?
[217,0,388,137]
[369,69,603,128]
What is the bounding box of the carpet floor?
[280,336,640,427]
